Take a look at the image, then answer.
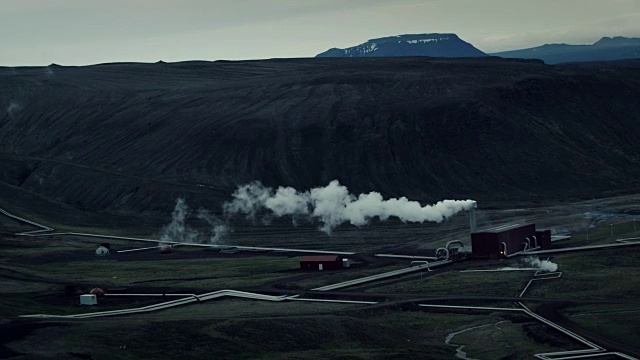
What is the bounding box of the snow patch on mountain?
[316,33,487,58]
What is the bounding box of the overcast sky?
[1,0,639,66]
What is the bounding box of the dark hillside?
[493,36,640,64]
[1,57,640,214]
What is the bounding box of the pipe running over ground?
[419,270,637,360]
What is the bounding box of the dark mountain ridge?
[493,36,640,64]
[1,57,640,215]
[316,33,487,58]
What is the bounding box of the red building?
[471,223,551,260]
[536,230,552,249]
[300,255,343,271]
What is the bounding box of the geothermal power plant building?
[471,224,551,259]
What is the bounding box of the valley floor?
[1,195,640,359]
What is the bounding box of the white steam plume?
[197,209,230,244]
[223,183,273,221]
[160,198,232,244]
[224,180,476,234]
[525,256,558,272]
[160,198,199,243]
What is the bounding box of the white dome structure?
[95,246,109,256]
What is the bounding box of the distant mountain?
[493,36,640,64]
[316,33,487,58]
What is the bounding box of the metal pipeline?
[445,240,465,251]
[436,247,449,260]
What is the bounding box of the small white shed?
[80,294,97,305]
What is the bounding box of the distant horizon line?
[1,33,638,68]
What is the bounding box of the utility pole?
[610,223,614,238]
[587,226,589,243]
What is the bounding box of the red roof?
[300,255,340,262]
[90,288,105,296]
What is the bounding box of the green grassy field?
[561,304,640,349]
[135,298,358,320]
[0,235,154,258]
[4,309,571,360]
[3,196,640,359]
[525,247,640,300]
[554,219,640,247]
[0,248,300,317]
[282,263,406,290]
[0,213,37,234]
[358,269,534,298]
[2,256,300,289]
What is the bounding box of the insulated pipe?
[532,236,537,248]
[410,260,429,267]
[445,240,465,251]
[522,242,529,252]
[524,237,531,252]
[436,247,449,260]
[501,242,507,258]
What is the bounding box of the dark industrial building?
[300,255,343,271]
[471,223,552,259]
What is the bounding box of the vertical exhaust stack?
[469,203,477,233]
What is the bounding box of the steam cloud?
[525,256,558,272]
[160,198,229,244]
[197,209,230,244]
[224,180,476,234]
[160,198,198,243]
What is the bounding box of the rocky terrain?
[1,57,640,216]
